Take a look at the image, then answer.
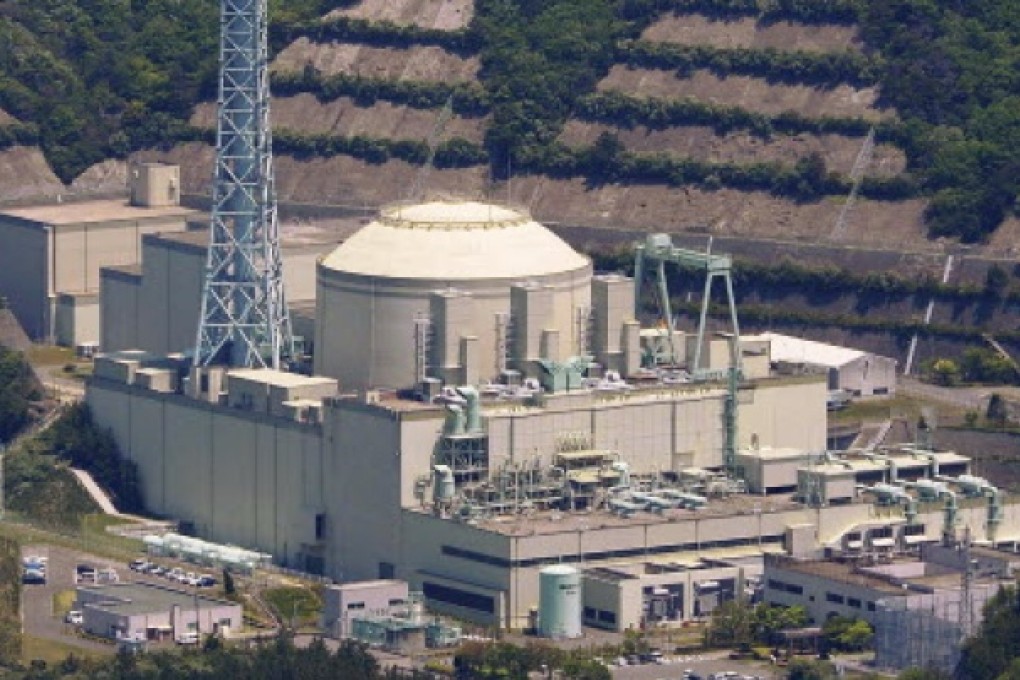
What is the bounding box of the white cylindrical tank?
[539,565,582,639]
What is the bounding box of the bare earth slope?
[327,0,474,30]
[272,39,479,82]
[642,14,862,53]
[192,95,486,143]
[599,67,890,120]
[558,121,905,176]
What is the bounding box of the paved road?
[898,377,991,412]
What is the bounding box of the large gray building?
[0,163,194,345]
[86,200,1020,633]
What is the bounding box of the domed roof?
[320,201,589,280]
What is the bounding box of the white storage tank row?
[539,564,582,639]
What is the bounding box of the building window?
[315,514,326,541]
[847,598,861,609]
[388,599,406,607]
[597,610,616,625]
[784,583,803,595]
[379,562,395,579]
[825,593,845,604]
[584,607,596,620]
[867,602,876,612]
[422,582,495,614]
[347,602,365,611]
[768,579,784,590]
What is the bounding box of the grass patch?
[27,345,76,366]
[21,635,112,666]
[52,590,76,617]
[263,586,322,628]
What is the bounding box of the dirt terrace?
[135,142,491,206]
[326,0,474,30]
[0,108,17,125]
[272,38,480,82]
[598,66,891,120]
[193,95,486,143]
[642,14,862,53]
[558,120,906,177]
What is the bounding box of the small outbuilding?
[75,582,241,642]
[749,332,897,397]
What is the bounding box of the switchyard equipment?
[633,233,742,472]
[195,0,294,369]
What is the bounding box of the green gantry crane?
[633,233,742,473]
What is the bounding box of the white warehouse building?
[748,332,898,397]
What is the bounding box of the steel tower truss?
[194,0,293,369]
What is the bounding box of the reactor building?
[86,199,1020,632]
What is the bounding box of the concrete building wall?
[86,379,319,568]
[764,561,889,625]
[739,377,827,453]
[100,270,140,351]
[0,218,48,339]
[55,293,99,346]
[315,267,592,392]
[839,354,898,397]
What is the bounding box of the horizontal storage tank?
[539,565,582,639]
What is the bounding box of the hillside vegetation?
[2,0,1020,242]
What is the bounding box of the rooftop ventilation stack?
[194,0,293,369]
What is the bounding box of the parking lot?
[608,654,781,680]
[20,543,223,656]
[20,544,124,655]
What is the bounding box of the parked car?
[166,567,186,582]
[22,569,46,585]
[65,610,83,625]
[75,564,96,583]
[175,632,199,645]
[129,559,151,572]
[197,575,217,588]
[145,564,165,576]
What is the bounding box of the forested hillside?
[2,0,1020,244]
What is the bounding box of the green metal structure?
[633,233,742,472]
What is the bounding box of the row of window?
[583,606,616,625]
[825,592,875,611]
[422,582,495,614]
[442,534,786,569]
[767,579,803,595]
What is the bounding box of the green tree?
[987,393,1010,429]
[931,358,960,386]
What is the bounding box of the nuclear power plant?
[74,0,1020,642]
[85,203,1020,632]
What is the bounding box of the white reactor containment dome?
[315,201,593,390]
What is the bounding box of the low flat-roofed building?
[322,580,411,638]
[582,551,771,632]
[0,163,195,344]
[75,582,241,641]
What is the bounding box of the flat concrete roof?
[228,368,336,389]
[1,200,195,226]
[147,216,360,253]
[78,583,236,616]
[769,557,909,595]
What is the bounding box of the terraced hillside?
[120,0,921,251]
[3,0,1019,254]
